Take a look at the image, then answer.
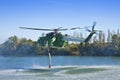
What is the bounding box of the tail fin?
[84,31,95,43]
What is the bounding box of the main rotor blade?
[58,28,68,31]
[57,27,63,29]
[70,27,83,30]
[19,27,53,31]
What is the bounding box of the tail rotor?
[92,21,96,31]
[86,21,101,34]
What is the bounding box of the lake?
[0,56,120,80]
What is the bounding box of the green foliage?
[78,32,120,56]
[69,43,79,51]
[0,36,38,56]
[1,29,120,56]
[0,35,71,56]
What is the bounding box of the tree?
[7,35,19,49]
[107,30,112,43]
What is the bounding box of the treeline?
[0,29,120,56]
[0,36,72,56]
[66,29,120,56]
[78,29,120,56]
[0,36,38,56]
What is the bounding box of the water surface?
[0,56,120,80]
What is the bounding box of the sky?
[0,0,120,43]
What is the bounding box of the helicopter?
[19,22,100,47]
[19,22,101,68]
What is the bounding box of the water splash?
[0,65,120,80]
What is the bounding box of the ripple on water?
[0,66,120,80]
